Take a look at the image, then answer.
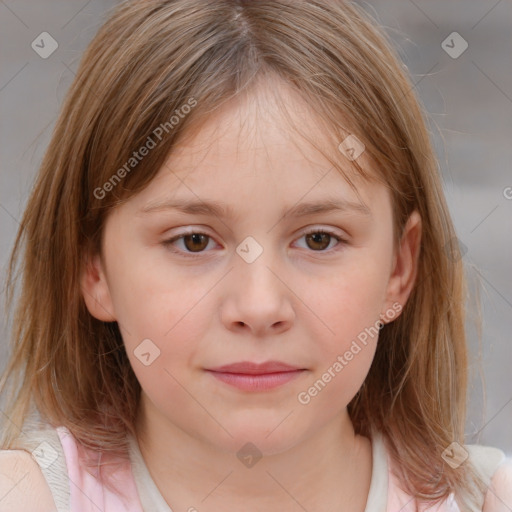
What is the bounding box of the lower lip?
[206,370,305,391]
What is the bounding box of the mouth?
[204,361,307,392]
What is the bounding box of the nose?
[219,244,295,337]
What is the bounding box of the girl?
[1,1,510,511]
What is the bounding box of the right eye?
[162,231,218,257]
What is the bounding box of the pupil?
[308,232,329,250]
[186,234,207,251]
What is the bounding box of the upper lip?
[206,361,304,374]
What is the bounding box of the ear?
[80,250,117,322]
[381,210,422,323]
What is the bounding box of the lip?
[207,360,303,374]
[205,361,307,392]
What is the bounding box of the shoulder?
[482,457,512,512]
[0,449,57,512]
[466,442,512,511]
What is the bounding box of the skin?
[81,76,421,511]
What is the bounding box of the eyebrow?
[139,197,371,219]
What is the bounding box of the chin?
[211,419,304,458]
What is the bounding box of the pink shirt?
[12,424,508,511]
[56,427,143,511]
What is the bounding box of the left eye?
[295,229,345,252]
[163,229,346,256]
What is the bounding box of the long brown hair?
[1,0,487,507]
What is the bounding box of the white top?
[6,420,508,512]
[127,430,390,511]
[126,429,506,511]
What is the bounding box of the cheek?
[297,268,382,412]
[115,264,208,409]
[299,249,390,403]
[318,258,388,346]
[115,278,216,440]
[107,242,196,324]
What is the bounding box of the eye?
[163,227,346,257]
[295,228,346,252]
[163,231,217,256]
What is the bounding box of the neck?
[134,396,373,511]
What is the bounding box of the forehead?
[165,77,375,185]
[127,75,387,219]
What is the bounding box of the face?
[82,78,420,455]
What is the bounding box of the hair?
[1,0,488,508]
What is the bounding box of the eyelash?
[162,228,347,258]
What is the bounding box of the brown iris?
[305,232,331,251]
[182,233,210,252]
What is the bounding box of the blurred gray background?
[1,1,511,455]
